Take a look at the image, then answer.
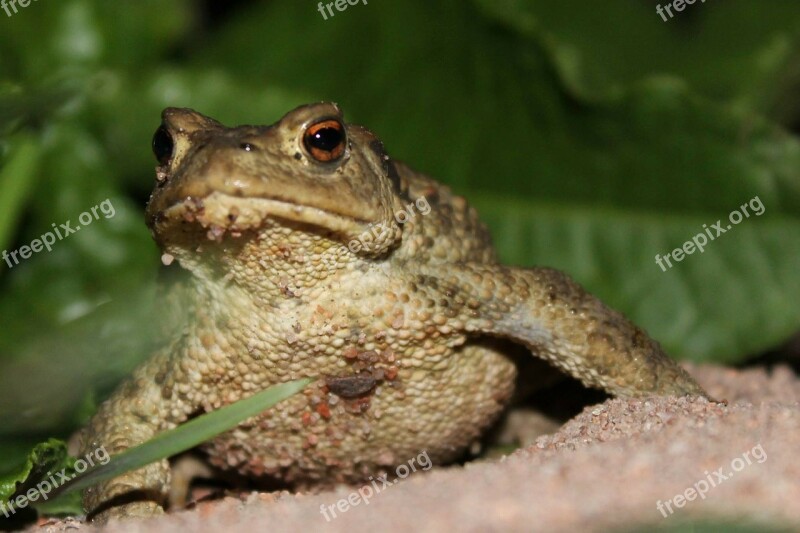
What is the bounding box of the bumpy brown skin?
[81,102,706,520]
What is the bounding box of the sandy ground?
[31,363,800,533]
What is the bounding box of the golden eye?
[303,119,346,162]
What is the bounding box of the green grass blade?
[53,378,311,498]
[0,135,40,255]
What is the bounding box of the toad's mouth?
[149,191,374,242]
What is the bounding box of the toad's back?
[389,161,497,265]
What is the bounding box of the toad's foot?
[90,500,165,525]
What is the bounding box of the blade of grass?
[0,134,41,255]
[50,378,312,499]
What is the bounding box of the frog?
[80,102,707,520]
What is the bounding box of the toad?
[81,102,706,520]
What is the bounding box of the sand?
[31,363,800,533]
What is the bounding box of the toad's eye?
[152,124,174,166]
[303,119,346,163]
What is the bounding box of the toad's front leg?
[420,264,708,398]
[80,353,186,522]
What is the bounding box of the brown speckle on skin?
[326,374,378,399]
[316,403,332,420]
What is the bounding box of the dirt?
[31,363,800,533]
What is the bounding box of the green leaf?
[0,438,73,506]
[0,0,192,81]
[474,0,800,119]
